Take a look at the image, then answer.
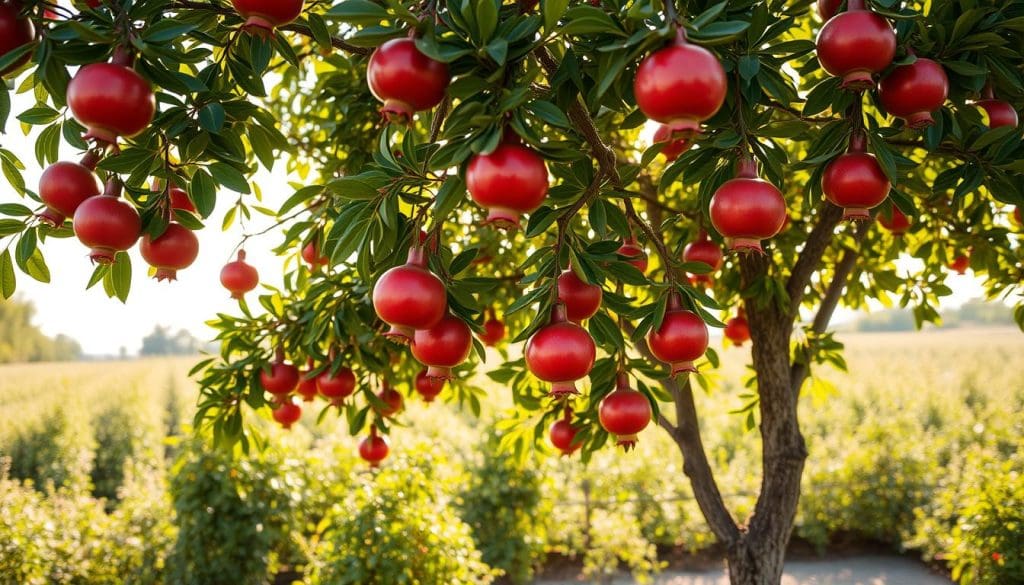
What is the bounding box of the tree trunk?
[726,539,787,585]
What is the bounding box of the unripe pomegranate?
[724,312,750,347]
[372,247,447,343]
[976,99,1019,129]
[466,142,549,230]
[302,241,329,268]
[412,313,472,381]
[816,0,896,90]
[72,179,141,264]
[67,58,156,146]
[140,222,199,281]
[272,399,302,430]
[617,238,648,273]
[260,354,299,396]
[37,156,103,227]
[652,124,690,162]
[0,2,35,77]
[949,253,969,275]
[878,56,948,129]
[169,187,196,213]
[317,366,356,405]
[682,232,723,286]
[230,0,303,35]
[709,157,787,253]
[414,369,444,402]
[878,207,911,236]
[598,373,652,451]
[634,29,727,137]
[297,359,319,402]
[478,311,506,347]
[376,382,404,417]
[220,250,259,299]
[367,37,450,123]
[359,430,389,467]
[557,270,603,323]
[647,292,709,376]
[817,0,841,21]
[549,408,580,456]
[822,131,890,221]
[526,304,596,397]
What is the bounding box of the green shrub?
[2,409,93,491]
[91,403,143,502]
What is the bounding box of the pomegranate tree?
[220,250,260,299]
[72,179,141,264]
[140,223,200,281]
[525,304,596,397]
[709,157,787,253]
[367,37,450,123]
[466,140,549,230]
[372,246,447,343]
[822,131,891,221]
[598,373,652,451]
[816,0,896,90]
[647,292,709,376]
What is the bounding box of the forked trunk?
[727,540,787,585]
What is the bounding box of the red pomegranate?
[412,313,472,381]
[220,250,259,299]
[708,157,787,253]
[0,2,35,77]
[67,57,156,146]
[525,304,596,397]
[72,179,141,264]
[557,269,603,323]
[816,0,896,90]
[272,399,302,430]
[822,131,890,221]
[682,232,723,286]
[949,253,969,275]
[878,207,911,236]
[302,241,329,267]
[367,37,450,123]
[317,366,356,405]
[296,360,319,402]
[878,56,948,129]
[647,292,709,375]
[260,354,299,397]
[414,369,444,402]
[359,430,390,467]
[549,408,580,456]
[617,238,649,273]
[653,124,690,162]
[169,187,196,213]
[724,312,751,347]
[376,382,404,417]
[817,0,841,21]
[1014,207,1021,226]
[372,247,448,343]
[478,311,506,347]
[598,372,652,451]
[37,156,103,227]
[466,142,549,230]
[140,222,199,281]
[976,99,1019,129]
[230,0,303,35]
[634,29,727,137]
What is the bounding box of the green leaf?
[142,19,197,42]
[689,21,750,42]
[189,169,217,218]
[0,219,26,236]
[34,123,61,167]
[109,252,132,302]
[208,162,251,194]
[434,176,467,222]
[17,105,60,126]
[543,0,570,32]
[691,0,727,28]
[474,0,499,42]
[738,54,760,81]
[325,0,391,24]
[198,103,226,134]
[0,250,15,299]
[525,100,571,128]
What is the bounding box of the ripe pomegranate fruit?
[372,247,447,343]
[682,232,723,286]
[359,429,389,467]
[878,56,948,129]
[949,253,969,275]
[72,179,141,264]
[220,250,259,299]
[272,399,302,430]
[37,155,103,227]
[822,131,890,221]
[878,207,911,236]
[140,222,199,281]
[652,124,690,162]
[260,353,299,397]
[0,2,35,77]
[549,408,580,456]
[634,29,727,137]
[466,141,549,230]
[617,238,649,273]
[412,313,472,381]
[816,0,896,90]
[478,310,506,347]
[296,360,319,402]
[169,187,196,213]
[302,241,329,268]
[1014,207,1021,226]
[414,369,444,403]
[976,99,1019,129]
[230,0,303,35]
[317,366,356,405]
[525,304,596,397]
[367,37,450,123]
[724,311,751,347]
[376,382,404,417]
[817,0,841,21]
[557,269,603,323]
[708,157,787,253]
[598,372,652,451]
[67,54,156,146]
[647,292,709,375]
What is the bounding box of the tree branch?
[785,202,843,318]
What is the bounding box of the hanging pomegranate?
[478,310,506,347]
[878,55,948,129]
[140,222,199,282]
[617,238,649,273]
[817,0,841,21]
[652,124,690,162]
[816,0,896,91]
[647,292,709,376]
[709,157,787,253]
[414,369,444,403]
[296,359,319,402]
[949,253,970,275]
[372,246,448,343]
[549,408,581,456]
[230,0,303,35]
[72,179,141,264]
[976,98,1019,129]
[376,382,404,417]
[557,269,603,323]
[359,429,390,467]
[260,352,299,397]
[822,131,890,221]
[466,141,549,230]
[878,207,911,236]
[412,313,472,382]
[302,241,329,268]
[724,311,751,347]
[367,37,450,123]
[37,154,103,227]
[317,365,356,406]
[220,250,260,299]
[525,304,596,397]
[634,29,727,137]
[67,51,156,146]
[169,186,196,213]
[682,232,723,286]
[272,399,302,430]
[0,2,34,77]
[598,372,652,452]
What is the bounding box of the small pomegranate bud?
[816,0,896,91]
[231,0,304,36]
[822,131,891,221]
[37,158,103,227]
[949,253,970,275]
[376,382,404,417]
[372,246,448,344]
[140,223,200,282]
[367,38,450,124]
[709,157,787,253]
[878,56,949,129]
[359,428,390,467]
[682,232,723,287]
[412,313,473,382]
[220,250,260,299]
[617,238,648,273]
[272,399,302,429]
[414,369,444,403]
[525,304,596,397]
[598,372,652,452]
[478,310,506,347]
[652,124,691,162]
[317,365,356,406]
[73,179,141,264]
[296,359,319,402]
[260,353,300,397]
[557,269,603,323]
[549,408,581,456]
[647,292,709,376]
[878,207,911,236]
[467,141,549,230]
[724,311,751,347]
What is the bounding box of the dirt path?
[535,555,952,584]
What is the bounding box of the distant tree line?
[0,299,81,363]
[854,299,1015,332]
[140,326,203,356]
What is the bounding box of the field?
[0,328,1022,584]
